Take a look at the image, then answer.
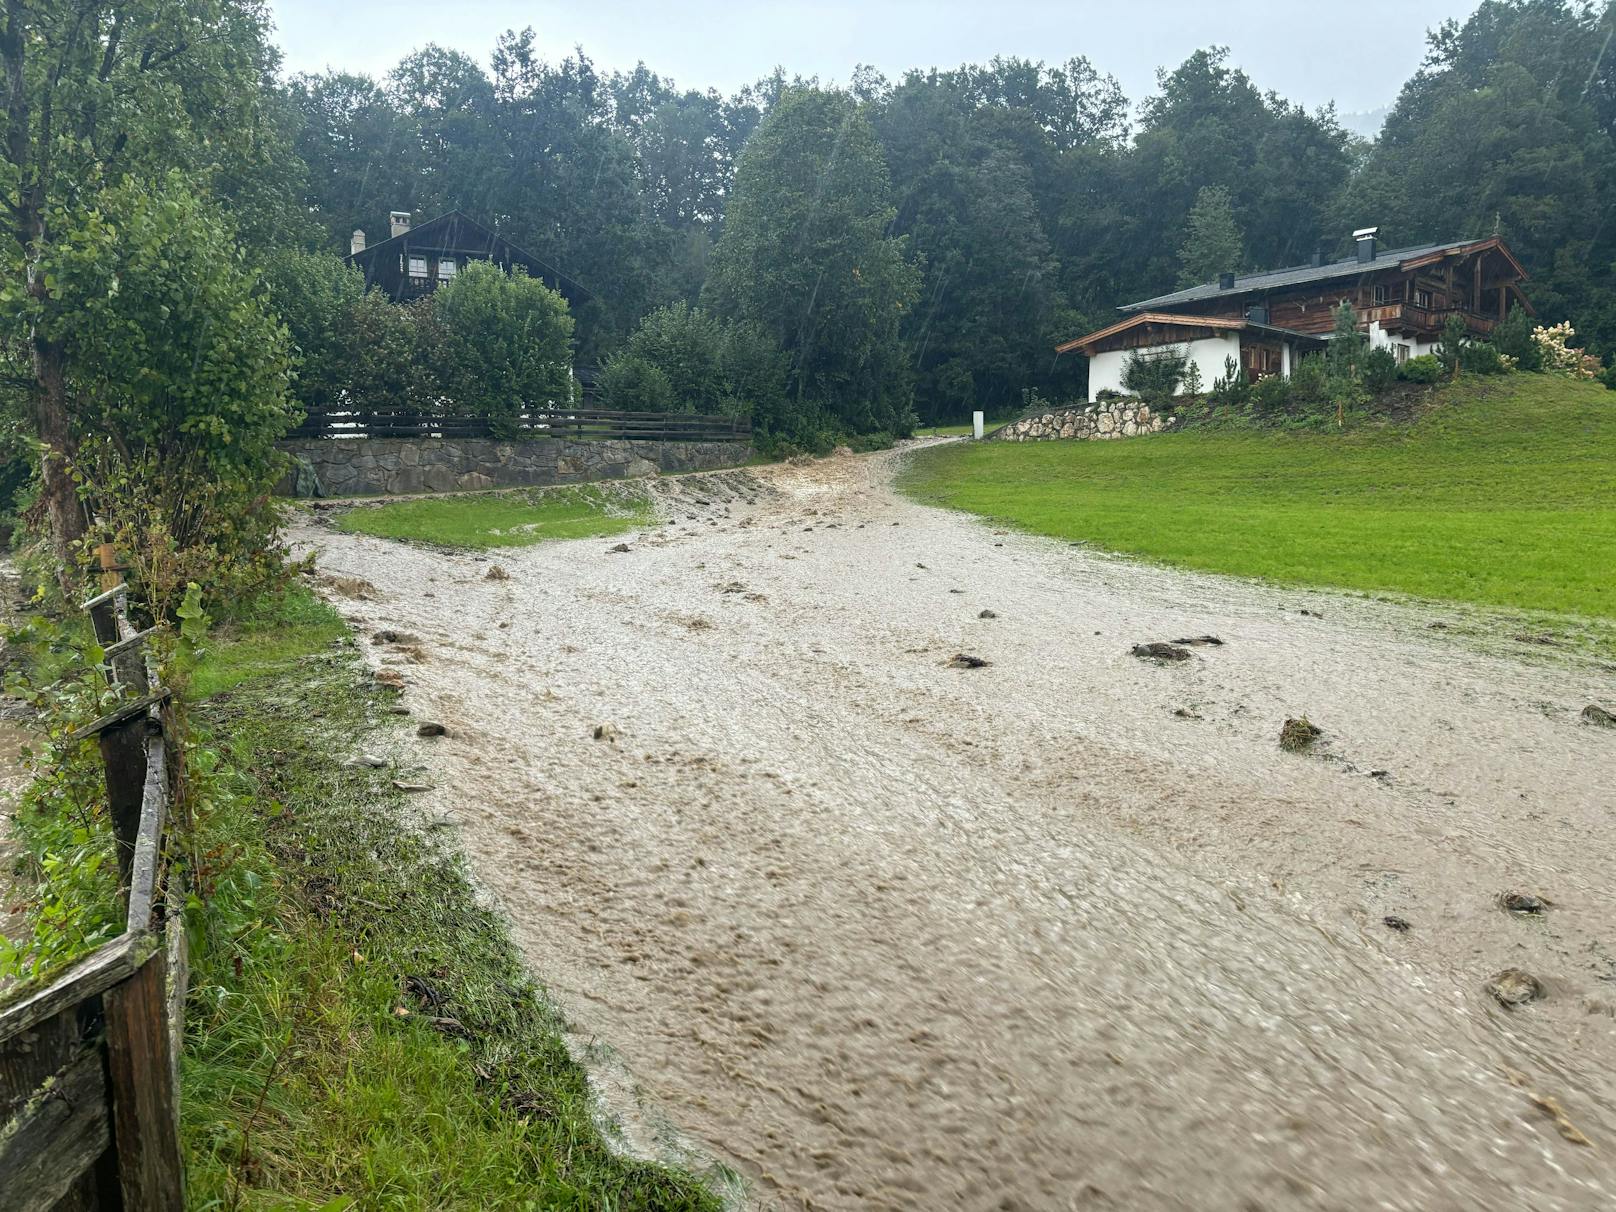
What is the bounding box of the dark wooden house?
[344,209,589,307]
[1060,229,1531,401]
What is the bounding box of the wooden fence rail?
[289,406,752,443]
[1,571,186,1211]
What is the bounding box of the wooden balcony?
[1362,303,1498,337]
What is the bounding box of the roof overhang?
[1055,312,1325,358]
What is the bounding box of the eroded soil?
[295,447,1616,1211]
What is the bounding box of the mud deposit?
[296,448,1616,1210]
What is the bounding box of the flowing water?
[296,447,1616,1210]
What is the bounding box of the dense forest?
[273,0,1616,434]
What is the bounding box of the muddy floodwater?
[297,447,1616,1210]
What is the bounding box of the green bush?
[1436,314,1469,377]
[1600,361,1616,392]
[262,250,366,415]
[1286,354,1330,406]
[1121,346,1188,402]
[1399,354,1443,383]
[1250,374,1292,412]
[598,354,675,411]
[1361,347,1398,393]
[1209,355,1250,408]
[1491,306,1543,371]
[1459,341,1508,375]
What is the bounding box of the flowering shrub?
[1532,322,1599,379]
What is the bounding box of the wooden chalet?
[345,209,589,307]
[1059,229,1531,401]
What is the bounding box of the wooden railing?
[1361,303,1499,336]
[289,407,752,444]
[0,575,186,1211]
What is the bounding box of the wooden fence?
[0,570,186,1211]
[289,406,751,443]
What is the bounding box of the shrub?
[1458,341,1507,375]
[1121,346,1189,402]
[261,250,366,415]
[1399,354,1443,383]
[1436,313,1469,378]
[1181,360,1204,396]
[1095,388,1127,402]
[1491,306,1542,371]
[1531,321,1596,377]
[433,261,575,434]
[1327,303,1366,380]
[1361,347,1398,393]
[1250,374,1292,412]
[1287,354,1330,406]
[1209,355,1250,408]
[1601,361,1616,392]
[616,302,727,413]
[598,354,675,412]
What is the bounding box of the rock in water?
[593,723,619,742]
[1485,968,1544,1007]
[416,722,448,737]
[1383,915,1411,932]
[1500,892,1546,915]
[485,565,511,581]
[1279,717,1323,752]
[1581,704,1615,727]
[608,543,631,554]
[948,654,991,669]
[1172,635,1224,647]
[1132,642,1191,662]
[978,609,998,619]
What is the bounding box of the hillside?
[899,376,1616,621]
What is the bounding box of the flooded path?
[296,447,1616,1209]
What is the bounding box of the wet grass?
[899,376,1616,622]
[188,584,349,700]
[181,592,723,1209]
[336,484,654,550]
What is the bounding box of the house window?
[438,257,458,281]
[408,255,428,282]
[1414,288,1432,309]
[1394,344,1410,365]
[1373,284,1388,305]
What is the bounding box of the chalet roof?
[346,209,592,301]
[1119,237,1522,313]
[1056,311,1330,356]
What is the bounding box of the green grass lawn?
[337,483,654,549]
[899,376,1616,620]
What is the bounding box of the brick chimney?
[350,228,366,255]
[390,210,412,239]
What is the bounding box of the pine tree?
[1176,186,1245,288]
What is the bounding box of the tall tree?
[704,87,920,439]
[1177,185,1243,287]
[0,0,289,561]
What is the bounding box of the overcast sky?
[268,0,1483,119]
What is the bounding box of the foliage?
[36,174,297,615]
[704,87,921,442]
[262,250,368,414]
[599,355,677,412]
[1436,314,1471,378]
[1181,360,1204,396]
[1287,355,1331,406]
[1533,321,1601,379]
[603,303,788,422]
[1250,374,1292,412]
[1121,346,1189,402]
[1361,347,1399,393]
[1177,185,1244,288]
[432,262,575,432]
[1326,303,1366,382]
[1209,355,1250,408]
[1491,306,1543,371]
[1399,354,1444,384]
[900,374,1616,621]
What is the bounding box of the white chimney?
[389,210,412,239]
[350,228,366,255]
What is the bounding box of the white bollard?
[972,411,984,440]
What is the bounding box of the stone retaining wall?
[991,398,1176,442]
[279,436,753,497]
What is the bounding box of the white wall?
[1088,333,1242,402]
[1367,321,1439,362]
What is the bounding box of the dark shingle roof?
[1120,239,1480,313]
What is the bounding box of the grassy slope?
[176,586,721,1209]
[900,376,1616,620]
[337,484,653,550]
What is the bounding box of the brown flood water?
[296,446,1616,1210]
